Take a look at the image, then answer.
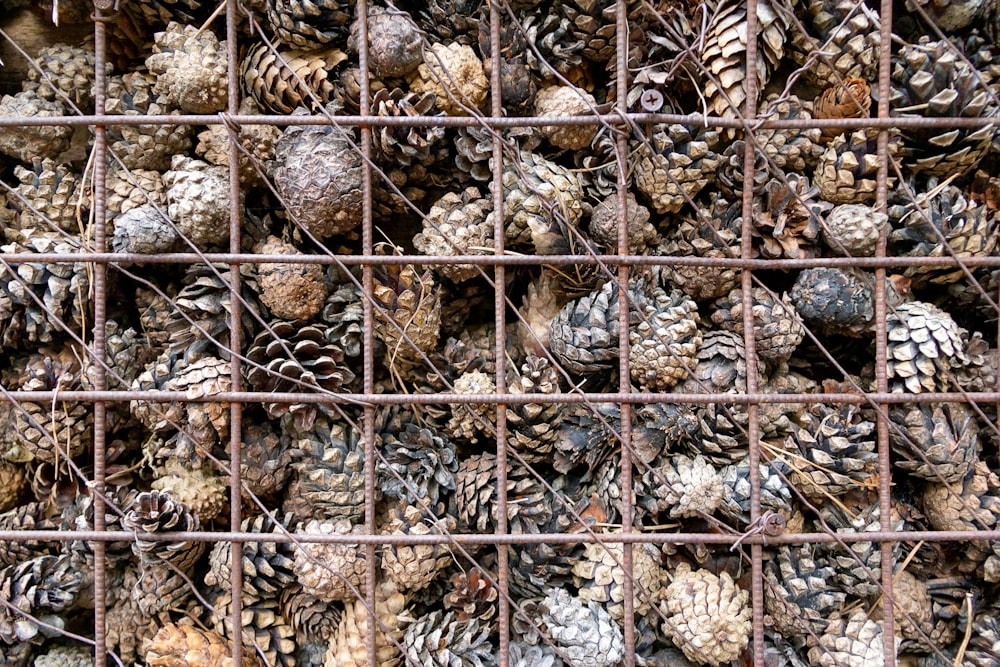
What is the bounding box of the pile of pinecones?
[2,0,1000,665]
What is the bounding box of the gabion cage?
[1,0,999,665]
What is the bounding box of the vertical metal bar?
[355,1,378,664]
[614,1,635,664]
[739,0,764,664]
[489,4,510,665]
[225,0,245,663]
[89,3,111,666]
[875,0,898,663]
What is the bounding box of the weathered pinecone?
[716,140,770,202]
[508,641,564,667]
[279,585,341,645]
[443,568,498,629]
[790,267,883,338]
[282,415,368,523]
[449,452,552,535]
[292,518,367,602]
[808,610,888,666]
[813,78,873,143]
[196,97,279,187]
[376,416,457,511]
[576,125,624,199]
[633,124,722,214]
[548,279,641,375]
[638,454,724,519]
[0,90,73,163]
[817,497,905,600]
[408,42,488,116]
[890,37,998,178]
[145,21,227,113]
[412,187,494,283]
[889,179,999,287]
[629,287,702,391]
[262,0,352,48]
[657,207,742,302]
[823,202,888,257]
[588,192,657,256]
[401,610,493,667]
[0,462,27,513]
[254,236,329,323]
[416,0,483,46]
[659,563,751,666]
[0,230,91,349]
[718,456,794,526]
[672,401,750,467]
[887,300,969,393]
[145,623,260,667]
[814,128,900,205]
[162,155,231,250]
[105,72,193,171]
[241,43,346,113]
[890,402,979,484]
[319,282,366,363]
[757,94,824,172]
[790,0,881,88]
[271,110,362,239]
[781,403,878,500]
[111,204,178,255]
[372,258,442,381]
[33,645,92,667]
[104,158,166,219]
[887,569,945,654]
[204,513,297,598]
[515,588,624,667]
[0,501,59,567]
[323,579,411,667]
[500,149,586,254]
[752,175,830,260]
[382,505,456,593]
[964,611,1000,666]
[130,558,194,617]
[763,542,846,641]
[505,355,563,463]
[921,461,1000,569]
[0,555,81,644]
[123,490,205,572]
[5,158,85,234]
[211,592,296,667]
[572,541,663,622]
[533,84,599,150]
[711,287,804,366]
[102,566,157,664]
[151,460,227,524]
[157,355,232,453]
[371,88,447,168]
[22,43,102,110]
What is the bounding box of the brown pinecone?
[638,453,724,519]
[145,623,261,667]
[146,21,228,113]
[807,610,887,666]
[572,541,663,622]
[659,563,751,666]
[272,113,363,239]
[548,279,640,375]
[162,155,230,250]
[0,462,26,513]
[150,460,227,524]
[444,370,497,446]
[887,300,969,393]
[823,203,887,256]
[711,287,804,366]
[408,42,488,116]
[6,158,84,234]
[279,586,341,644]
[239,420,295,501]
[790,0,881,88]
[416,0,483,46]
[813,78,872,143]
[323,580,411,667]
[628,287,702,391]
[293,518,368,602]
[33,645,92,667]
[381,504,456,593]
[716,140,770,202]
[533,84,599,150]
[282,416,368,523]
[130,559,194,617]
[0,501,59,567]
[814,127,901,205]
[241,43,346,113]
[204,513,296,598]
[349,6,422,79]
[195,97,280,187]
[719,455,793,526]
[752,175,830,260]
[890,402,979,484]
[921,461,1000,570]
[656,206,741,302]
[372,256,442,381]
[588,192,657,256]
[22,43,103,110]
[0,555,82,644]
[764,542,845,641]
[254,236,329,322]
[505,355,563,463]
[123,490,205,572]
[263,0,353,49]
[371,88,447,169]
[103,566,158,665]
[443,568,498,630]
[375,414,457,511]
[105,163,167,222]
[756,94,824,172]
[633,124,722,214]
[500,150,587,254]
[0,90,73,163]
[412,187,493,283]
[449,452,552,535]
[211,592,297,667]
[105,72,193,171]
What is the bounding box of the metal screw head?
[93,0,117,11]
[640,89,664,113]
[762,513,786,537]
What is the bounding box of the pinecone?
[572,541,664,622]
[500,150,586,254]
[254,236,329,323]
[449,452,552,535]
[890,37,998,177]
[921,461,1000,569]
[752,175,830,260]
[807,610,888,666]
[416,0,483,46]
[443,568,498,629]
[505,355,563,463]
[817,497,904,600]
[0,462,26,513]
[813,78,872,143]
[263,0,353,49]
[533,84,599,150]
[577,125,624,199]
[5,158,85,234]
[323,579,411,667]
[629,286,702,391]
[354,6,423,79]
[548,279,640,375]
[889,179,999,287]
[0,230,91,348]
[0,501,59,567]
[211,592,297,667]
[790,0,881,88]
[814,128,900,205]
[0,555,81,644]
[162,155,231,250]
[638,454,724,519]
[657,206,742,302]
[763,542,846,641]
[588,192,656,256]
[279,586,341,644]
[130,559,193,617]
[319,282,366,362]
[402,610,493,667]
[381,504,456,593]
[823,202,888,257]
[965,611,1000,666]
[272,111,362,239]
[372,258,442,380]
[718,456,794,526]
[633,124,722,214]
[780,403,877,500]
[151,460,226,524]
[33,645,92,667]
[516,588,624,667]
[890,402,979,484]
[887,569,937,654]
[141,355,231,455]
[790,267,881,338]
[245,320,357,420]
[282,416,367,523]
[102,566,158,664]
[123,490,205,572]
[111,205,177,255]
[716,140,770,202]
[659,563,751,666]
[22,43,103,110]
[145,21,227,113]
[195,98,280,187]
[292,518,367,602]
[241,43,346,113]
[0,91,73,163]
[412,187,494,283]
[375,414,457,511]
[105,72,193,171]
[408,42,488,116]
[756,94,824,172]
[145,623,260,667]
[508,641,564,667]
[104,162,167,222]
[204,513,297,597]
[711,287,805,366]
[887,300,969,393]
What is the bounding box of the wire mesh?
[1,0,999,665]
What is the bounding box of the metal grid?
[0,0,999,665]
